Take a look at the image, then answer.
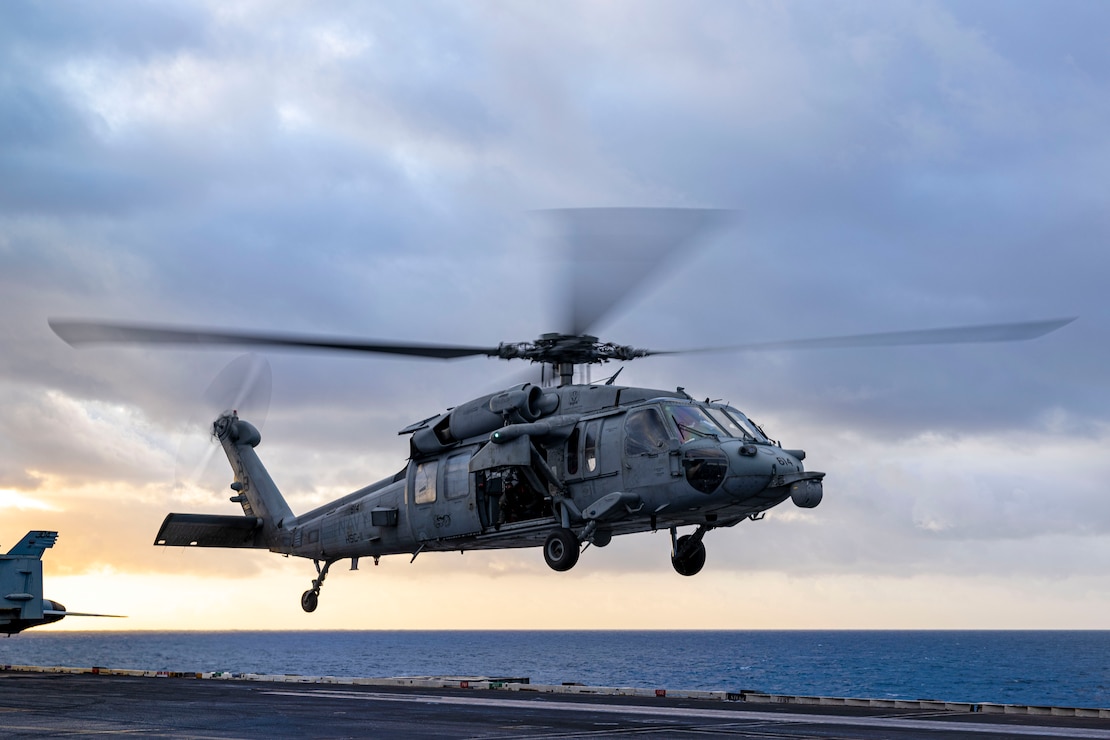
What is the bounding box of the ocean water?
[2,630,1107,709]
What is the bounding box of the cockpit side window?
[666,404,726,443]
[624,407,670,455]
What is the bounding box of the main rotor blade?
[651,317,1076,356]
[49,319,501,360]
[543,207,733,336]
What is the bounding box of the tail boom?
[215,413,294,533]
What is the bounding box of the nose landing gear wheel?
[671,534,706,576]
[543,528,580,571]
[301,589,319,613]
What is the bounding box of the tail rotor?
[174,354,272,498]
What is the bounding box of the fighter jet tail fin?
[5,531,59,558]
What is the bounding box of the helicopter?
[48,209,1075,613]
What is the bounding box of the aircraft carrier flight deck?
[3,666,1110,739]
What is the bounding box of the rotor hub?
[497,333,650,367]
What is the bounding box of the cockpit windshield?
[665,404,726,442]
[708,406,769,442]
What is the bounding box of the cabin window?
[444,453,470,500]
[624,408,670,455]
[583,419,602,473]
[414,460,438,505]
[566,427,580,475]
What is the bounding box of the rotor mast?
[556,362,575,387]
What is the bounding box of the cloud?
[2,0,1109,628]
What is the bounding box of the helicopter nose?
[724,444,824,507]
[721,442,801,498]
[682,442,811,500]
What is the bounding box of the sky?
[2,0,1109,631]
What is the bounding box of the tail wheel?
[671,535,706,577]
[543,528,580,572]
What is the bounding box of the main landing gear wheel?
[543,528,580,572]
[301,558,336,612]
[671,534,706,577]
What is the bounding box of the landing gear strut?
[670,526,708,577]
[301,558,336,612]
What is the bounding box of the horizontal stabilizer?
[6,531,58,557]
[154,514,266,548]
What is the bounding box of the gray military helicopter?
[1,531,122,634]
[49,209,1074,612]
